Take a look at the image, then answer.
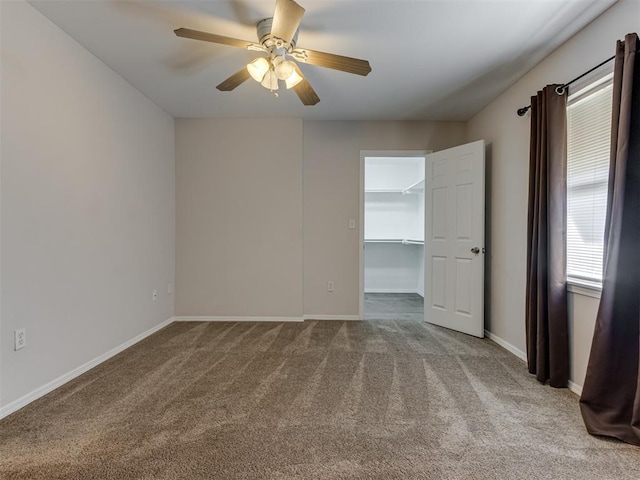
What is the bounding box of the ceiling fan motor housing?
[257,17,299,52]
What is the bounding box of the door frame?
[359,150,429,321]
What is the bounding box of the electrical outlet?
[327,281,334,292]
[152,290,158,302]
[14,328,26,351]
[168,282,174,295]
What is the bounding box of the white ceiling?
[29,0,616,121]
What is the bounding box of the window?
[566,73,613,288]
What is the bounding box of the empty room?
[1,0,640,478]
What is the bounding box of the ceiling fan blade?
[174,28,254,50]
[292,65,320,106]
[292,48,372,76]
[271,0,305,44]
[216,67,252,91]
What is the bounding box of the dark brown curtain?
[525,85,569,388]
[580,33,640,446]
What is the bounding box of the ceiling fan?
[174,0,372,106]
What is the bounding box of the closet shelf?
[365,189,405,194]
[402,179,425,195]
[401,239,424,245]
[364,178,425,195]
[365,239,424,245]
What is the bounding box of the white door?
[425,140,485,337]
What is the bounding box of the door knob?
[471,247,480,254]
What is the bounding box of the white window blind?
[566,77,613,287]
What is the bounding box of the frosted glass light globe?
[274,56,295,81]
[285,70,303,89]
[260,70,279,91]
[247,57,270,82]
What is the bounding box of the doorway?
[359,142,486,336]
[360,152,426,322]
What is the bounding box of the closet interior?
[364,156,425,320]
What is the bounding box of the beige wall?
[303,121,466,316]
[175,118,304,318]
[174,120,466,319]
[1,1,175,408]
[466,0,639,391]
[567,292,602,391]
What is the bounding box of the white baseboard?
[365,289,421,294]
[0,318,174,421]
[568,380,583,396]
[303,315,361,321]
[484,329,527,362]
[485,330,584,395]
[173,316,304,323]
[176,315,369,323]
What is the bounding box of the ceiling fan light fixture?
[174,0,371,106]
[273,56,295,80]
[285,69,303,89]
[261,70,279,91]
[247,57,270,82]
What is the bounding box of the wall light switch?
[348,219,356,229]
[152,290,158,302]
[168,283,174,295]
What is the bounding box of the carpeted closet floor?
[1,319,639,479]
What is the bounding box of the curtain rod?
[516,54,615,116]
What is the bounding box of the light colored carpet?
[1,319,638,479]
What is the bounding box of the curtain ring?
[555,85,566,95]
